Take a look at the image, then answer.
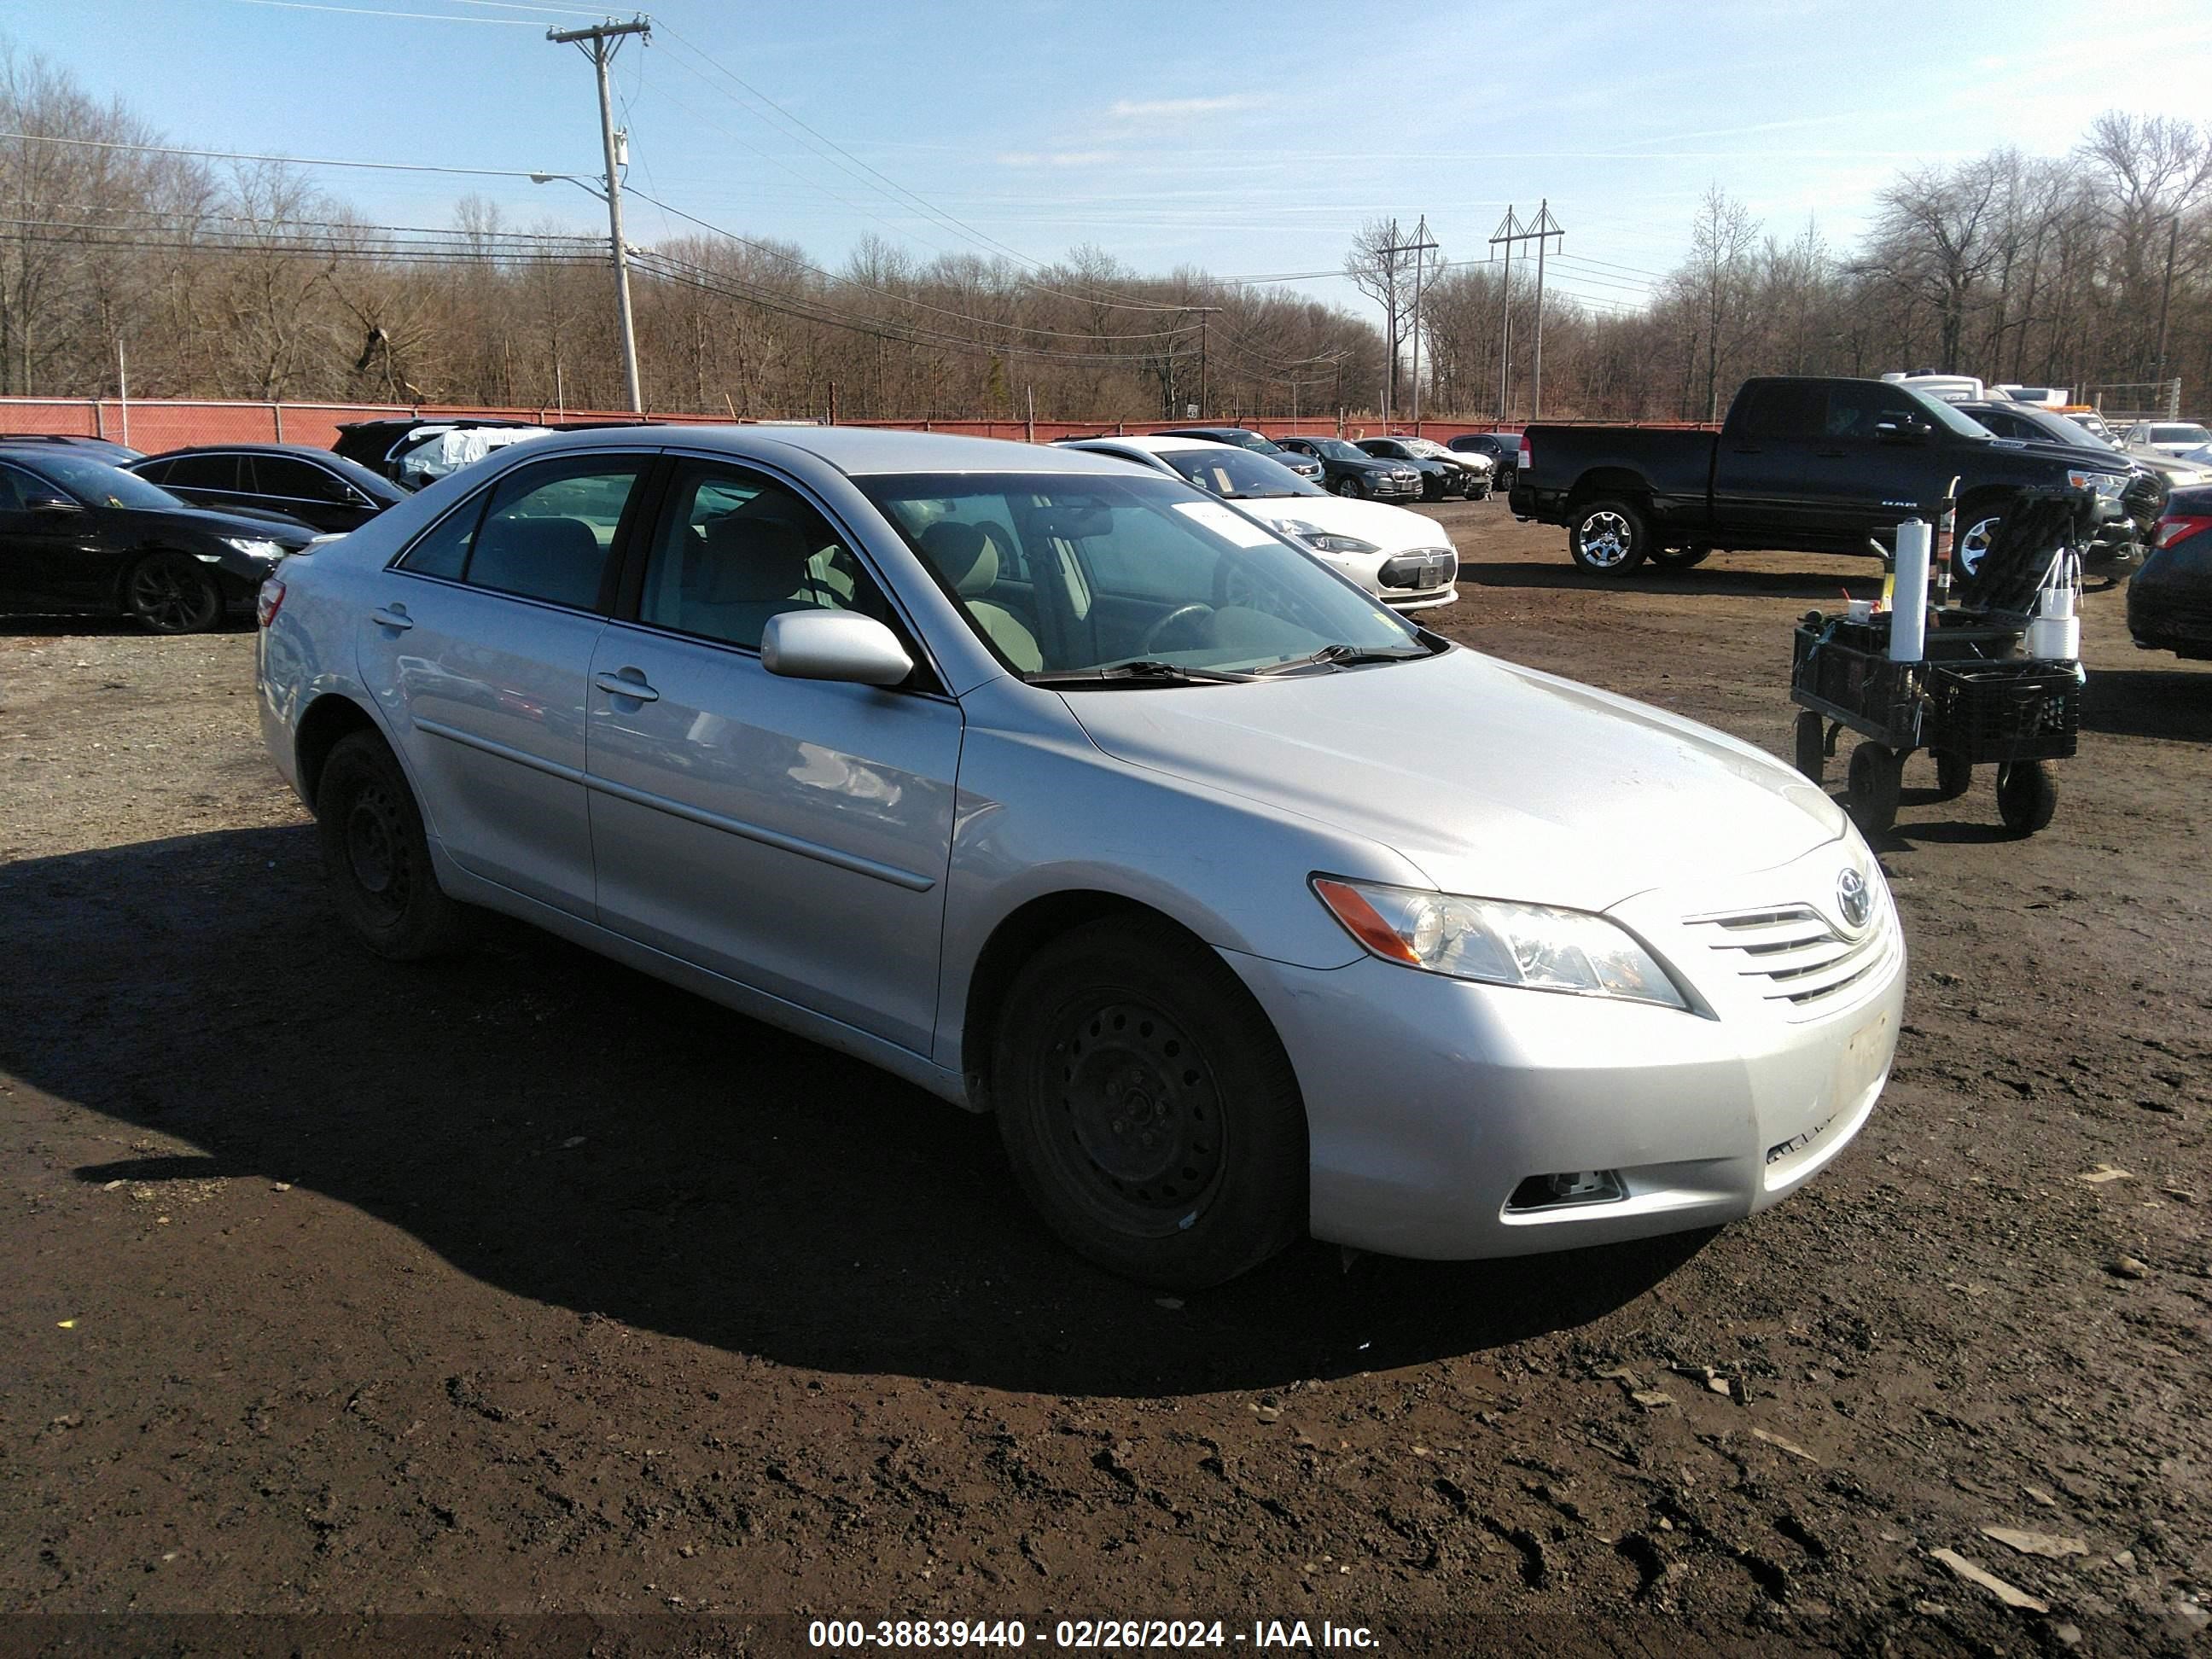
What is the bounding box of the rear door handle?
[370,605,414,631]
[594,670,659,703]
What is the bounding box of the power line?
[0,129,579,184]
[223,0,538,22]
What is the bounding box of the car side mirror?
[25,493,81,514]
[760,610,914,687]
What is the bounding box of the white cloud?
[1106,94,1267,120]
[995,150,1121,168]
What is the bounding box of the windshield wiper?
[1252,643,1431,676]
[1028,659,1254,687]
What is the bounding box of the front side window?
[1825,382,1934,439]
[0,463,38,512]
[636,463,888,650]
[864,471,1423,680]
[252,456,350,503]
[393,454,643,608]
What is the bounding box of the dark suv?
[130,444,405,534]
[1152,427,1324,485]
[1447,432,1523,491]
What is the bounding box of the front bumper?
[1222,836,1904,1259]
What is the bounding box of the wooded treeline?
[3,41,2206,423]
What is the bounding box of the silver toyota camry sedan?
[255,427,1904,1287]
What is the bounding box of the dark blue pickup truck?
[1507,375,2137,576]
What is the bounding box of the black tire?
[1996,759,2057,836]
[1933,749,1973,800]
[313,731,469,960]
[1648,545,1710,571]
[992,916,1307,1288]
[1494,464,1517,492]
[1847,742,1903,836]
[124,552,224,634]
[1794,711,1826,784]
[1568,497,1650,575]
[1334,476,1360,498]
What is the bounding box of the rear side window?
[163,453,242,491]
[1731,381,1826,439]
[394,455,645,609]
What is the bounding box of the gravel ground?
[2,505,2208,1656]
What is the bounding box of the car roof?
[490,422,1155,479]
[144,442,353,458]
[1066,434,1232,456]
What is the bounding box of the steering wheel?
[1212,553,1266,611]
[1141,603,1215,655]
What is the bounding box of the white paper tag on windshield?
[1173,501,1278,548]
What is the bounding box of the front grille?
[1687,901,1896,1018]
[1377,549,1457,590]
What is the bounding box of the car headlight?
[2067,470,2123,500]
[1277,521,1380,556]
[1313,876,1689,1010]
[222,536,288,561]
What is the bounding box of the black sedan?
[0,448,315,633]
[1271,434,1422,501]
[128,444,404,534]
[1448,431,1522,491]
[0,433,145,464]
[1354,437,1475,501]
[2129,485,2212,660]
[1151,426,1325,485]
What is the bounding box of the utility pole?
[1491,204,1562,422]
[2152,212,2179,387]
[1379,218,1440,427]
[547,15,650,414]
[1178,306,1221,417]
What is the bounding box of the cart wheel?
[1847,742,1902,835]
[1794,711,1826,783]
[1995,760,2057,836]
[1933,750,1973,800]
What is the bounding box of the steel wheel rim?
[131,559,213,631]
[344,781,410,921]
[1580,511,1633,568]
[1957,516,2000,578]
[1041,995,1228,1237]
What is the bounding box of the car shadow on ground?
[1455,558,1884,602]
[5,826,1707,1398]
[2078,665,2212,742]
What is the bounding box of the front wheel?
[1568,498,1650,575]
[992,917,1307,1288]
[314,731,469,959]
[125,552,224,634]
[1847,742,1903,835]
[1996,760,2057,835]
[1932,749,1973,800]
[1794,711,1826,783]
[1494,465,1517,492]
[1334,476,1361,498]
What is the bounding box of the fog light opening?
[1507,1169,1626,1211]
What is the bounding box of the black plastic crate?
[1925,661,2080,763]
[1791,620,1923,742]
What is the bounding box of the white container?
[1889,521,1930,662]
[1846,597,1876,624]
[2040,580,2076,621]
[2027,614,2081,661]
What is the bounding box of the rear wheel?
[314,731,469,959]
[125,552,224,634]
[1648,545,1711,572]
[1932,749,1973,800]
[1847,742,1903,835]
[992,917,1307,1288]
[1996,759,2057,835]
[1568,498,1650,575]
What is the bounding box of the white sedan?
[1061,434,1458,611]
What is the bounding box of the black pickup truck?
[1508,375,2133,576]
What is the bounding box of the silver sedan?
[255,426,1903,1287]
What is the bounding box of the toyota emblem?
[1837,866,1872,930]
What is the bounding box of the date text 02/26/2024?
[807,1619,1378,1650]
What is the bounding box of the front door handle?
[594,669,660,703]
[370,605,414,631]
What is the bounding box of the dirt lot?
[3,504,2208,1656]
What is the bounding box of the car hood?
[1984,435,2135,474]
[1062,646,1846,912]
[1230,492,1451,555]
[143,504,317,544]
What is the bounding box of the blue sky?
[8,0,2212,323]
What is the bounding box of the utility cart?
[1789,490,2091,837]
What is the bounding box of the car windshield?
[23,452,182,509]
[1398,438,1450,457]
[2022,410,2118,450]
[1159,445,1325,499]
[861,471,1423,682]
[1904,387,1998,439]
[1302,438,1365,461]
